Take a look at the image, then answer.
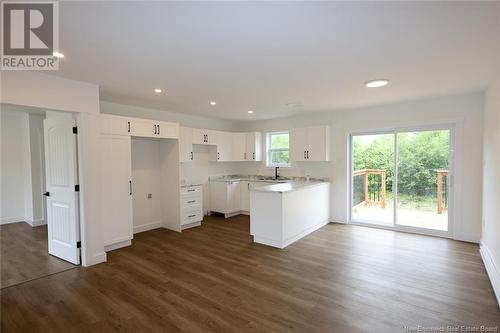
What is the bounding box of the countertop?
[209,175,327,183]
[180,183,203,188]
[251,181,329,193]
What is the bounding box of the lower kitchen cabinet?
[180,185,203,229]
[209,180,241,217]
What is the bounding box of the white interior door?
[44,116,80,265]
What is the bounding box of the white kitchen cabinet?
[209,180,241,217]
[211,131,233,161]
[232,133,246,161]
[157,121,179,139]
[192,128,216,145]
[100,133,133,249]
[240,181,250,212]
[180,185,203,229]
[179,127,194,162]
[128,118,179,139]
[290,126,330,161]
[99,114,130,135]
[245,132,262,161]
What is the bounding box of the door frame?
[348,123,455,239]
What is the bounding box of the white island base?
[250,182,331,248]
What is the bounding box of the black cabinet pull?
[127,121,130,133]
[253,152,255,160]
[190,152,193,160]
[188,214,196,218]
[129,180,132,195]
[157,124,160,135]
[217,152,220,160]
[153,124,157,135]
[307,151,310,159]
[43,191,50,197]
[304,151,306,159]
[187,200,196,203]
[244,152,247,160]
[187,189,195,192]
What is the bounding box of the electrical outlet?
[147,193,152,199]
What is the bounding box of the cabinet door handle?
[127,121,130,133]
[187,200,196,203]
[129,180,132,195]
[206,134,209,143]
[217,152,220,160]
[190,152,193,160]
[153,124,157,135]
[307,150,310,159]
[188,214,196,218]
[304,151,307,159]
[253,152,255,160]
[157,124,160,135]
[187,189,195,192]
[244,152,247,160]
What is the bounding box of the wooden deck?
[1,215,498,332]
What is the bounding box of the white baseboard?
[82,252,107,267]
[104,239,131,252]
[0,217,24,225]
[330,218,346,224]
[453,232,480,244]
[480,243,500,307]
[133,221,162,234]
[28,219,46,227]
[254,219,330,249]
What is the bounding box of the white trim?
[27,219,46,227]
[0,217,24,225]
[133,221,162,234]
[266,131,291,168]
[480,243,500,307]
[83,252,107,267]
[104,239,131,252]
[254,219,330,249]
[181,221,201,230]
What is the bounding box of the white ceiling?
[52,1,500,120]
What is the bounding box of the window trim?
[266,131,291,167]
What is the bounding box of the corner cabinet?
[179,127,194,162]
[290,126,330,161]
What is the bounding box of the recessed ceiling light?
[154,88,162,93]
[210,101,217,106]
[53,52,64,58]
[247,110,254,114]
[365,79,389,88]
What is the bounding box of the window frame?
[266,131,291,167]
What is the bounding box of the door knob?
[43,192,50,197]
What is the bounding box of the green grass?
[385,191,442,212]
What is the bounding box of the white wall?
[1,72,100,114]
[131,138,162,231]
[481,68,500,303]
[240,92,485,243]
[1,110,30,224]
[0,109,47,226]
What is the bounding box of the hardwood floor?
[0,222,76,289]
[1,215,499,332]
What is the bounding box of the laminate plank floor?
[1,215,499,332]
[0,222,76,289]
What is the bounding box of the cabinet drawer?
[181,196,201,208]
[181,186,202,196]
[182,209,203,225]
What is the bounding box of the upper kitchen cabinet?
[245,132,262,161]
[179,127,193,162]
[290,126,330,161]
[99,114,130,136]
[128,118,179,139]
[192,128,216,145]
[210,131,233,161]
[232,132,246,161]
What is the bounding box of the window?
[267,131,290,167]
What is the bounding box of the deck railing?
[436,170,449,214]
[353,169,386,208]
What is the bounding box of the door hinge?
[75,184,80,192]
[72,126,78,134]
[77,241,81,248]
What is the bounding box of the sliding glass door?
[350,127,452,235]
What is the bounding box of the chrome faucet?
[275,167,280,180]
